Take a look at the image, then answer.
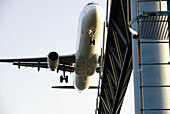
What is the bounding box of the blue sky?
[0,0,135,114]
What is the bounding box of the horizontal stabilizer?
[52,86,98,89]
[52,86,74,89]
[88,86,98,89]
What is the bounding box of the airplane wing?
[0,54,75,73]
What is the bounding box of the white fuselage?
[73,3,104,92]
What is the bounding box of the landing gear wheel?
[65,76,68,83]
[60,75,68,83]
[90,39,95,45]
[60,75,64,83]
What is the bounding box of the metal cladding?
[130,1,170,114]
[97,0,170,114]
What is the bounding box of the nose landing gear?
[88,28,95,46]
[90,39,95,45]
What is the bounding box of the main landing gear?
[59,64,68,83]
[60,75,68,83]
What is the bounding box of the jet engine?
[47,52,59,71]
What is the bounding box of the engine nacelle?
[47,52,59,71]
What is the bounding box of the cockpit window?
[87,2,99,6]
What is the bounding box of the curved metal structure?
[96,0,133,113]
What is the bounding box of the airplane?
[0,2,104,93]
